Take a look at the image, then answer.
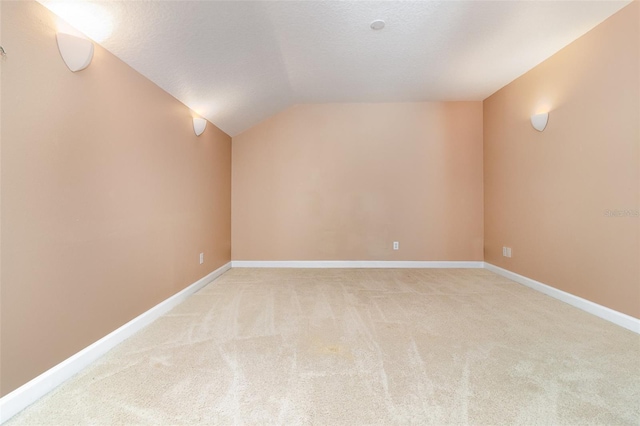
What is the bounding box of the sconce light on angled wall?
[56,32,94,72]
[193,118,207,136]
[531,112,549,132]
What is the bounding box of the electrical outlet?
[393,241,399,250]
[199,253,204,264]
[507,247,512,258]
[502,247,512,258]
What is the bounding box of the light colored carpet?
[6,268,640,425]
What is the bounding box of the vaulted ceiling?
[40,1,630,136]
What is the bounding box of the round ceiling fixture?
[370,20,385,31]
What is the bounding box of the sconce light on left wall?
[193,118,207,136]
[56,32,94,72]
[531,112,549,132]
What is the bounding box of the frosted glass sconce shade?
[193,118,207,136]
[56,33,94,72]
[531,112,549,132]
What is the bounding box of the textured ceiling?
[40,1,631,136]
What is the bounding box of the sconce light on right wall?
[531,112,549,132]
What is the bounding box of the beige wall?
[232,102,484,261]
[0,1,231,395]
[2,0,637,400]
[484,2,639,318]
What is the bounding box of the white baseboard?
[484,263,640,334]
[231,260,484,268]
[0,262,232,424]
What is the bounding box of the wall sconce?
[56,32,94,72]
[531,112,549,132]
[193,118,207,136]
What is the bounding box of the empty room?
[0,0,639,424]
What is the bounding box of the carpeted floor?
[6,268,640,425]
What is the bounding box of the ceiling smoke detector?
[370,20,385,31]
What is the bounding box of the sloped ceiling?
[40,1,631,136]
